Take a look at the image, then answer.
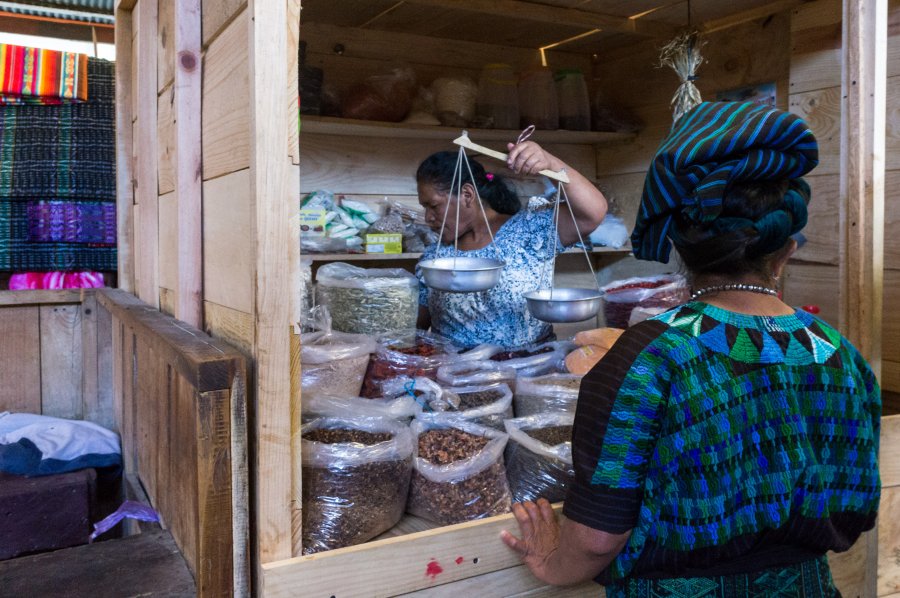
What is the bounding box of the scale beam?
[453,132,571,184]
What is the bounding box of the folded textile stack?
[0,43,88,105]
[0,54,117,272]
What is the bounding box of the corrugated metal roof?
[0,0,114,25]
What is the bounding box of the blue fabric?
[0,437,121,476]
[631,101,819,263]
[416,198,571,349]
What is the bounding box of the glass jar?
[518,66,558,130]
[555,69,591,131]
[476,63,519,129]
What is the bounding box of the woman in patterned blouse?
[415,141,607,349]
[501,102,881,597]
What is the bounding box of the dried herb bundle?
[658,30,706,124]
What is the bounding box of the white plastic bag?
[407,416,511,525]
[303,394,419,421]
[436,359,517,391]
[504,413,574,503]
[416,383,513,430]
[488,340,575,378]
[301,330,376,399]
[514,373,582,416]
[301,416,414,554]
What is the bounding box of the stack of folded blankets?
[0,44,116,272]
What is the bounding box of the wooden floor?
[0,529,195,598]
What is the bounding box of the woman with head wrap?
[502,102,881,597]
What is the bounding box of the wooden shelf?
[304,246,631,261]
[299,115,635,145]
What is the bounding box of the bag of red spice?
[599,274,689,328]
[360,329,459,398]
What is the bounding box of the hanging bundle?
[658,30,706,125]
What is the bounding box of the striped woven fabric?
[26,200,116,245]
[0,57,115,201]
[631,101,819,263]
[0,202,116,270]
[0,43,88,105]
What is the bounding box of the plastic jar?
[476,63,519,129]
[518,66,558,130]
[555,69,591,131]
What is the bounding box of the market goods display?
[514,373,581,416]
[416,383,514,430]
[361,330,458,397]
[436,359,517,392]
[407,417,511,525]
[504,413,574,503]
[487,339,574,377]
[599,274,689,329]
[315,263,419,336]
[300,191,380,253]
[300,330,376,399]
[301,417,414,554]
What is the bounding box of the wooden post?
[840,1,886,596]
[114,4,135,292]
[248,0,298,571]
[174,0,203,328]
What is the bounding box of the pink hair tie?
[485,173,494,182]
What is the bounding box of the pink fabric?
[9,271,105,290]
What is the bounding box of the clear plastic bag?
[301,416,414,554]
[487,340,575,377]
[341,66,416,122]
[408,416,511,525]
[361,330,459,397]
[457,343,504,361]
[514,373,582,417]
[301,330,376,399]
[431,76,478,127]
[504,413,574,503]
[315,263,419,335]
[416,383,514,430]
[303,395,418,421]
[437,359,517,391]
[600,274,689,328]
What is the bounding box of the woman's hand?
[500,499,561,584]
[506,141,561,176]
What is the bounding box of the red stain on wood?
[425,559,443,579]
[455,556,464,565]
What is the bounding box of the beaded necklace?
[690,283,778,301]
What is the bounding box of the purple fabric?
[89,500,160,541]
[26,200,116,245]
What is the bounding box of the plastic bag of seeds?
[408,416,512,525]
[315,263,419,336]
[456,343,503,361]
[301,416,414,554]
[303,394,418,422]
[514,373,582,416]
[361,329,459,397]
[416,383,514,430]
[437,359,517,392]
[488,339,575,378]
[503,413,574,503]
[301,330,376,399]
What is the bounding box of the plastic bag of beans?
[599,274,689,328]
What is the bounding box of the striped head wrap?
[631,101,819,263]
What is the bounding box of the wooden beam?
[174,0,203,328]
[700,0,804,34]
[397,0,679,39]
[0,14,114,44]
[840,0,886,369]
[115,5,135,293]
[134,0,160,307]
[248,0,297,568]
[839,2,886,596]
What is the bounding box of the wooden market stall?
[109,0,898,595]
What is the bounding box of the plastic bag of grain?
[361,329,459,397]
[514,373,581,416]
[436,359,517,391]
[416,383,514,430]
[315,263,419,336]
[504,413,574,503]
[301,416,414,554]
[303,394,418,422]
[487,339,575,377]
[301,330,376,399]
[407,416,511,525]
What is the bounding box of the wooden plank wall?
[0,290,114,429]
[591,12,793,292]
[98,288,249,598]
